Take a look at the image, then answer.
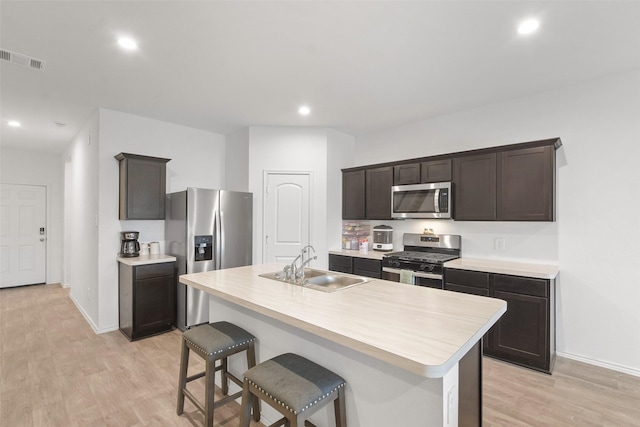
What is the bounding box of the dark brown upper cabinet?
[342,137,560,222]
[115,153,171,220]
[498,146,554,221]
[453,153,498,221]
[421,159,452,183]
[453,143,556,221]
[365,166,393,220]
[393,163,421,185]
[342,170,366,220]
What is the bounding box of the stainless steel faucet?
[281,245,317,283]
[296,245,317,282]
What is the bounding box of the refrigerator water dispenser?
[194,235,213,261]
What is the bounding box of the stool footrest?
[267,419,317,427]
[182,388,205,414]
[185,371,206,383]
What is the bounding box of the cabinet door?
[421,159,452,183]
[365,166,393,220]
[487,290,549,371]
[134,274,176,333]
[117,154,170,220]
[453,153,497,220]
[342,171,366,220]
[393,163,421,185]
[498,146,554,221]
[444,276,491,353]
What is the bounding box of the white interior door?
[0,184,47,288]
[264,173,311,264]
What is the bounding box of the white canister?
[149,241,160,255]
[139,242,150,256]
[359,238,369,254]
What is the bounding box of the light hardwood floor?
[1,284,639,426]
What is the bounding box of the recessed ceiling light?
[8,120,21,127]
[298,106,311,116]
[118,37,138,50]
[518,19,540,35]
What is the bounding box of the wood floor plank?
[1,283,638,426]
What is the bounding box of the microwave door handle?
[434,189,440,213]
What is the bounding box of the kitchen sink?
[259,269,369,292]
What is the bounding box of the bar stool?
[176,321,260,427]
[240,353,347,427]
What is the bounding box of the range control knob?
[391,260,401,268]
[420,264,435,272]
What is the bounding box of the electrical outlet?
[494,238,505,250]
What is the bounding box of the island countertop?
[180,263,505,378]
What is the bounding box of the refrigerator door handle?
[215,208,222,269]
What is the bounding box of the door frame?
[262,170,313,263]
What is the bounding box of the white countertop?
[328,249,388,260]
[179,263,506,378]
[116,254,177,266]
[444,257,559,279]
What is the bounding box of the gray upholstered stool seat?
[240,353,347,427]
[176,321,259,427]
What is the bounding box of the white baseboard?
[557,351,640,378]
[68,292,118,335]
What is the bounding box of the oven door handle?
[383,267,442,280]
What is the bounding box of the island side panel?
[209,296,457,427]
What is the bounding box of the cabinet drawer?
[353,258,381,273]
[493,274,548,298]
[444,283,490,297]
[445,269,490,289]
[329,254,353,272]
[135,263,175,280]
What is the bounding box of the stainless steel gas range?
[381,233,461,289]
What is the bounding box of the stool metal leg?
[176,340,189,415]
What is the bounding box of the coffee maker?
[120,231,140,257]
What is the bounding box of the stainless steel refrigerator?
[165,187,252,331]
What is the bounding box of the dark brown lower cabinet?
[328,254,382,279]
[444,268,555,373]
[118,261,176,341]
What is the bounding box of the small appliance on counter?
[119,231,140,257]
[372,225,393,251]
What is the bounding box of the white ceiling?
[1,1,639,153]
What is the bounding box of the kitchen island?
[180,263,506,427]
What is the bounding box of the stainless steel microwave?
[391,182,452,219]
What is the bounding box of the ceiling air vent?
[0,49,46,71]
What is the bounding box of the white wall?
[96,109,226,331]
[0,147,64,285]
[326,129,356,252]
[356,70,640,375]
[61,109,226,332]
[248,127,342,269]
[64,111,100,327]
[225,128,250,192]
